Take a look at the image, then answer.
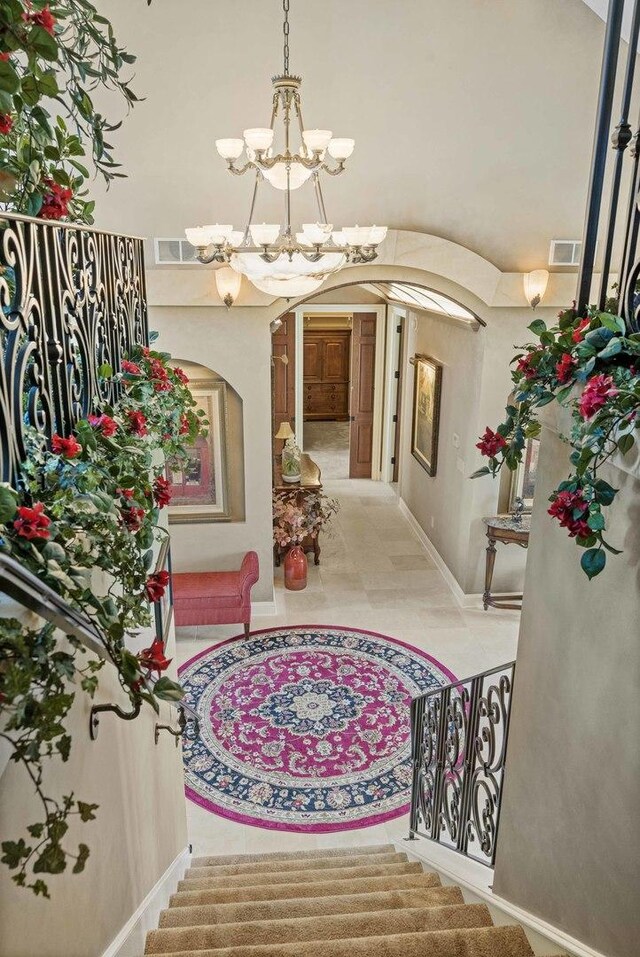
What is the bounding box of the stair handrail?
[0,551,198,727]
[408,658,516,867]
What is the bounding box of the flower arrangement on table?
[473,306,640,579]
[0,337,206,894]
[272,489,339,548]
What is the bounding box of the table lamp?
[274,421,301,483]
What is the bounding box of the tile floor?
[303,421,350,479]
[175,478,521,857]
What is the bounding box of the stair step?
[145,923,535,957]
[177,861,422,892]
[169,872,441,907]
[159,885,464,928]
[191,843,395,868]
[145,903,493,953]
[185,851,407,879]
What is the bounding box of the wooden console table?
[273,453,323,567]
[483,514,531,611]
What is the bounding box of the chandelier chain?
[283,0,290,74]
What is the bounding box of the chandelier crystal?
[185,0,387,298]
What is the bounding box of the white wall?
[398,304,554,596]
[151,306,275,603]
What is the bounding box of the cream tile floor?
[175,479,521,857]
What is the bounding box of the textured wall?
[151,306,275,603]
[493,420,640,957]
[0,614,188,957]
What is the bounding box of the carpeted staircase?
[144,844,550,956]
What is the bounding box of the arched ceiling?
[95,0,613,272]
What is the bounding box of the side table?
[483,514,531,610]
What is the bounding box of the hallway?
[176,480,520,858]
[303,421,350,479]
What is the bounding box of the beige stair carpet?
[146,844,539,957]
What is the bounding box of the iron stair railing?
[408,660,516,867]
[0,551,198,737]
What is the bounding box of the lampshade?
[203,224,233,245]
[524,269,550,308]
[262,162,313,191]
[300,222,333,244]
[302,129,333,152]
[215,138,244,160]
[341,226,372,246]
[232,250,345,280]
[327,137,355,160]
[215,266,242,307]
[369,226,388,245]
[250,223,281,246]
[185,226,213,248]
[243,127,274,151]
[274,421,295,440]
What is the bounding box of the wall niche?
[168,360,245,523]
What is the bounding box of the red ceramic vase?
[284,544,308,591]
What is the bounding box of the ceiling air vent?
[154,238,197,265]
[549,240,584,267]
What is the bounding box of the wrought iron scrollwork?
[0,213,148,485]
[408,661,515,867]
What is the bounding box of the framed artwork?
[508,437,540,512]
[154,537,173,646]
[167,379,230,524]
[411,354,443,476]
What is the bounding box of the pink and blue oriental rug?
[179,625,456,832]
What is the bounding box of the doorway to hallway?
[304,420,350,478]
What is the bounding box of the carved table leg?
[483,537,497,611]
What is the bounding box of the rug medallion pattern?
[180,626,455,832]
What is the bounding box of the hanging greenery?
[473,306,640,579]
[0,342,206,895]
[0,0,150,222]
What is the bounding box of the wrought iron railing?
[0,212,148,485]
[577,0,640,324]
[408,660,516,867]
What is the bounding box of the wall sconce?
[271,352,289,367]
[524,269,549,309]
[270,318,283,334]
[215,265,242,308]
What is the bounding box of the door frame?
[293,304,386,479]
[380,305,407,483]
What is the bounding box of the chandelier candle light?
[185,0,387,298]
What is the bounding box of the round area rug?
[179,626,456,832]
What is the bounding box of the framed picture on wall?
[411,354,443,476]
[508,437,540,512]
[167,379,230,523]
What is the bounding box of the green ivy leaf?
[618,433,635,455]
[597,337,622,360]
[598,312,626,334]
[0,484,18,523]
[33,843,66,875]
[77,802,98,823]
[593,479,618,506]
[528,318,547,337]
[470,467,491,479]
[581,548,606,579]
[1,840,31,869]
[72,844,90,874]
[152,677,185,703]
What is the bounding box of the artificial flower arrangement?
[272,489,339,548]
[473,305,640,579]
[0,337,206,894]
[0,0,148,223]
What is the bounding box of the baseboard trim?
[101,846,190,957]
[252,598,278,616]
[397,498,482,609]
[398,839,608,957]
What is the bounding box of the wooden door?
[303,336,323,381]
[349,313,377,478]
[323,333,350,382]
[272,312,295,459]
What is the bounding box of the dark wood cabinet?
[303,330,350,420]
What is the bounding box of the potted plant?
[273,490,339,590]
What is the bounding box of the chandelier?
[185,0,387,299]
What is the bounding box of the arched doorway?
[271,276,482,484]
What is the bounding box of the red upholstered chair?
[172,551,259,637]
